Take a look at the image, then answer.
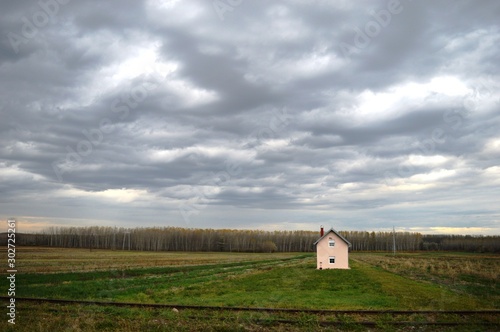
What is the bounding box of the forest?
[4,226,500,253]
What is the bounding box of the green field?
[2,247,499,331]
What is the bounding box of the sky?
[1,0,499,235]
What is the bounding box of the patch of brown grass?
[352,252,499,282]
[1,246,301,274]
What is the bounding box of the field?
[2,247,499,331]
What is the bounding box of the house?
[314,226,351,269]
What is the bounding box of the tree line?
[10,227,318,253]
[3,226,499,253]
[421,234,500,252]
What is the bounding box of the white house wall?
[316,231,350,269]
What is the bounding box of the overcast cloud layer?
[1,0,499,234]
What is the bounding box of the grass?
[1,247,499,331]
[6,248,496,310]
[3,302,275,332]
[352,252,500,308]
[11,246,301,273]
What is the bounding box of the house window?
[329,240,335,247]
[329,256,335,264]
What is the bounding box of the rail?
[3,296,498,327]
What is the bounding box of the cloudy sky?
[1,0,499,234]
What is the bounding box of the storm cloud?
[1,0,499,234]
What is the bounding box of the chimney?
[320,225,324,237]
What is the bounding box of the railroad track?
[3,296,499,328]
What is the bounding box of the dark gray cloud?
[1,0,499,234]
